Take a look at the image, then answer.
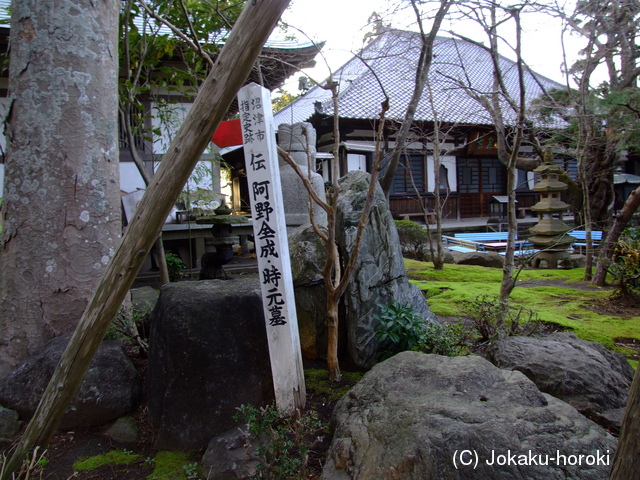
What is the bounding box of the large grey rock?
[289,225,329,359]
[0,335,141,429]
[202,428,258,480]
[485,332,634,424]
[104,416,139,443]
[335,171,436,367]
[454,250,504,268]
[322,352,616,480]
[0,406,20,439]
[148,279,274,450]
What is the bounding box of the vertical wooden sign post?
[238,83,306,412]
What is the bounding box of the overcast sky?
[279,0,595,93]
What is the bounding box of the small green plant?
[182,462,200,480]
[464,295,545,342]
[148,451,201,480]
[0,447,48,480]
[607,229,640,301]
[165,251,186,281]
[234,403,324,480]
[395,219,429,260]
[375,301,469,360]
[107,305,150,354]
[415,321,468,356]
[374,300,425,360]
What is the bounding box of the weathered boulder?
[104,416,139,443]
[335,171,436,367]
[289,225,329,359]
[441,250,456,264]
[485,332,634,427]
[593,408,627,436]
[148,279,274,450]
[568,254,587,269]
[0,335,141,430]
[202,427,258,480]
[453,250,504,268]
[322,352,616,480]
[289,172,437,366]
[0,406,20,439]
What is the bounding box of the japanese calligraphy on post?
[237,83,306,412]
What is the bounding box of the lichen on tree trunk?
[0,0,121,378]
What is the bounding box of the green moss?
[305,368,364,402]
[73,450,140,472]
[406,259,640,359]
[72,449,203,479]
[148,451,200,480]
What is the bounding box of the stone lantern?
[528,152,575,268]
[197,203,249,279]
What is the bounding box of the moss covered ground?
[405,259,640,366]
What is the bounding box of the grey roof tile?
[275,29,564,128]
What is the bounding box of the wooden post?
[238,83,306,412]
[1,1,291,478]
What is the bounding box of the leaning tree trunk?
[592,185,640,286]
[0,0,121,378]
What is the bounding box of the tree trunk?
[325,293,341,382]
[593,185,640,286]
[610,367,640,479]
[1,1,290,477]
[154,236,170,285]
[431,140,445,270]
[0,0,122,378]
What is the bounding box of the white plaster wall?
[426,155,457,192]
[119,162,146,193]
[0,100,219,199]
[151,101,192,154]
[347,153,367,172]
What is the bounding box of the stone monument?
[277,123,327,231]
[196,204,249,279]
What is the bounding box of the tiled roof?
[275,29,565,128]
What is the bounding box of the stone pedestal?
[148,279,274,450]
